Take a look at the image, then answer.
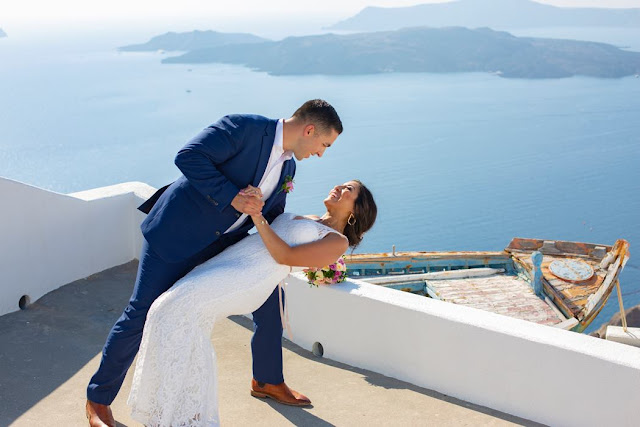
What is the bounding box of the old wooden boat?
[345,238,629,332]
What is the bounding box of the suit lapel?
[251,119,278,188]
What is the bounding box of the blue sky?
[4,1,640,24]
[2,0,639,42]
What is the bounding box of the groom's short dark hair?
[293,99,343,135]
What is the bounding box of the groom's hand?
[231,190,264,216]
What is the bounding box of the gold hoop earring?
[347,213,356,226]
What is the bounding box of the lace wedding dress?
[127,213,338,426]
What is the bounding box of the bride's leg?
[129,282,222,426]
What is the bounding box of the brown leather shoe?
[250,378,311,407]
[86,399,116,427]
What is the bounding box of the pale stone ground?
[0,262,541,426]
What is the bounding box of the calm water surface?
[1,33,638,333]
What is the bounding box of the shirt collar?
[275,119,294,160]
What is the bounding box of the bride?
[127,180,377,426]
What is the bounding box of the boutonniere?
[278,175,295,194]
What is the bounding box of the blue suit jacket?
[140,114,296,262]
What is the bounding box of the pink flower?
[305,256,349,287]
[279,175,295,194]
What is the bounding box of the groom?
[86,99,343,426]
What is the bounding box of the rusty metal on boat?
[345,238,629,332]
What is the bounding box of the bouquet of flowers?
[303,256,348,287]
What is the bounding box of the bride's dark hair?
[344,180,377,248]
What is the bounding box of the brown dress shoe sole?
[250,390,311,407]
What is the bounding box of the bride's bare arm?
[252,214,348,268]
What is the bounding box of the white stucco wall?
[285,274,640,427]
[0,177,155,316]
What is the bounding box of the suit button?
[215,231,221,236]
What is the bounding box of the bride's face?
[324,181,360,213]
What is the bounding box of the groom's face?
[294,126,339,161]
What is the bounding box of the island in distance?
[328,0,640,32]
[0,28,7,38]
[161,27,640,79]
[118,30,268,52]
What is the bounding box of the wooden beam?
[361,268,505,285]
[554,317,579,330]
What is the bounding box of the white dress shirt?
[225,119,293,233]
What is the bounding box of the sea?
[1,25,639,334]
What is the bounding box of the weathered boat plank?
[425,275,561,326]
[554,317,579,330]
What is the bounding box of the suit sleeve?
[174,115,245,212]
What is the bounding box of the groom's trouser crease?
[87,232,286,405]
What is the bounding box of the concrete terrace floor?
[0,262,542,426]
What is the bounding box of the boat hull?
[345,238,629,332]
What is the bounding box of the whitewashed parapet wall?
[2,176,639,426]
[285,274,640,427]
[0,177,155,316]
